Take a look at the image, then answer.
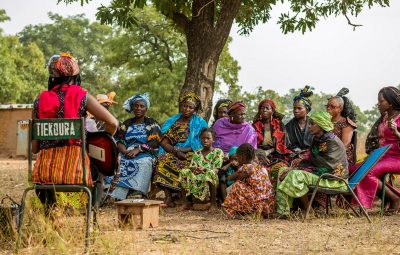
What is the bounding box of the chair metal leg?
[380,173,389,216]
[15,187,33,251]
[347,186,372,223]
[304,187,319,222]
[340,194,361,217]
[326,195,331,215]
[82,187,92,252]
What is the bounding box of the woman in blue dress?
[111,93,161,200]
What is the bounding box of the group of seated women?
[31,53,400,219]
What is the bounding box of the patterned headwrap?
[47,52,80,77]
[213,98,232,120]
[96,91,118,105]
[258,99,276,112]
[227,101,246,115]
[123,92,150,113]
[293,85,313,112]
[179,92,202,112]
[310,111,334,132]
[379,86,400,111]
[228,146,238,157]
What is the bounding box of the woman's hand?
[279,167,292,181]
[236,171,249,180]
[231,160,239,167]
[192,167,205,175]
[125,147,140,159]
[176,151,187,160]
[389,119,400,138]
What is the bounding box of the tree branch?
[192,0,215,18]
[172,12,190,34]
[344,13,363,31]
[214,0,242,49]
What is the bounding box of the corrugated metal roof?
[0,104,33,109]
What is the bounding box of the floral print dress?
[222,163,275,217]
[180,148,224,201]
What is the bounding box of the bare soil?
[1,160,400,254]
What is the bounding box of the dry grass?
[1,160,400,254]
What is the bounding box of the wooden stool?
[115,199,163,229]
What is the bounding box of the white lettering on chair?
[70,122,75,136]
[54,123,59,136]
[64,123,70,136]
[48,123,53,136]
[43,123,48,136]
[35,123,41,137]
[59,123,64,136]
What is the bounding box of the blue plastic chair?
[304,144,392,223]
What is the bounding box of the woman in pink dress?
[352,86,400,212]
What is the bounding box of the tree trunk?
[177,0,242,121]
[181,42,219,121]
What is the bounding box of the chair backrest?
[348,144,391,189]
[28,118,87,185]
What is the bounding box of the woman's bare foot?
[386,199,400,215]
[178,202,193,211]
[208,204,218,214]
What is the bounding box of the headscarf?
[379,86,400,111]
[293,85,313,112]
[227,101,246,115]
[228,146,238,157]
[123,92,150,113]
[253,98,284,123]
[310,111,334,132]
[331,87,356,122]
[179,92,202,112]
[47,52,80,77]
[213,98,232,120]
[96,91,118,106]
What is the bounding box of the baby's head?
[255,149,268,166]
[236,143,255,165]
[200,128,215,149]
[228,146,239,167]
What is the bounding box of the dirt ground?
[1,159,400,254]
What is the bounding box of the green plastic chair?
[16,118,93,251]
[303,144,392,223]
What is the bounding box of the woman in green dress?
[276,111,348,216]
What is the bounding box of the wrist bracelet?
[138,145,143,152]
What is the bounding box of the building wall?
[0,108,32,158]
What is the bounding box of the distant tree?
[18,13,114,93]
[0,10,47,104]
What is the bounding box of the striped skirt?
[32,145,92,186]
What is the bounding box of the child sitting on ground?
[222,143,275,218]
[179,128,224,212]
[218,146,239,202]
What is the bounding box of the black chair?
[16,118,94,251]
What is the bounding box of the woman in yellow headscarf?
[275,111,348,216]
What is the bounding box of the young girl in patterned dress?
[222,143,275,218]
[180,128,224,212]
